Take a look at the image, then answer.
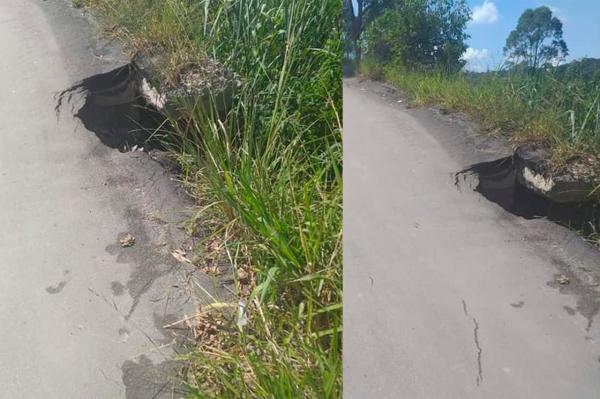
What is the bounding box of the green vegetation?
[363,0,470,72]
[344,0,470,68]
[361,61,600,162]
[84,0,342,397]
[349,2,600,166]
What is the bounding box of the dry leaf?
[202,265,220,276]
[171,249,192,263]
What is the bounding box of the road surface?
[344,78,600,398]
[0,1,209,397]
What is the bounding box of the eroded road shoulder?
[0,1,212,397]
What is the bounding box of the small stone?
[119,233,135,248]
[557,274,570,285]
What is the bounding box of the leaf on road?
[172,249,192,263]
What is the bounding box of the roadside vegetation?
[363,60,600,166]
[346,0,600,168]
[83,0,342,397]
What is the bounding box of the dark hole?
[55,64,169,152]
[455,157,600,236]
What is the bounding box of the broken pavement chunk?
[133,51,241,117]
[514,144,599,203]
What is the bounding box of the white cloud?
[550,56,564,67]
[471,1,498,24]
[462,47,489,62]
[461,47,489,72]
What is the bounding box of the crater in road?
[455,156,600,236]
[55,64,168,152]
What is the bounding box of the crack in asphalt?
[462,299,483,386]
[472,317,483,386]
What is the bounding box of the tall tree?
[504,6,568,73]
[363,0,470,72]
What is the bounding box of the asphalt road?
[344,78,600,398]
[0,1,207,397]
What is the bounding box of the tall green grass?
[85,0,342,397]
[361,59,600,165]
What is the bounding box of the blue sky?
[464,0,600,71]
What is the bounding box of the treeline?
[345,1,574,74]
[345,0,470,72]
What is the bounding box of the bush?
[363,0,470,73]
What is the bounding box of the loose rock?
[119,233,135,247]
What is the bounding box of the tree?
[344,0,391,63]
[364,0,470,72]
[504,6,568,73]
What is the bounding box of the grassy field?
[83,0,342,397]
[360,59,600,168]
